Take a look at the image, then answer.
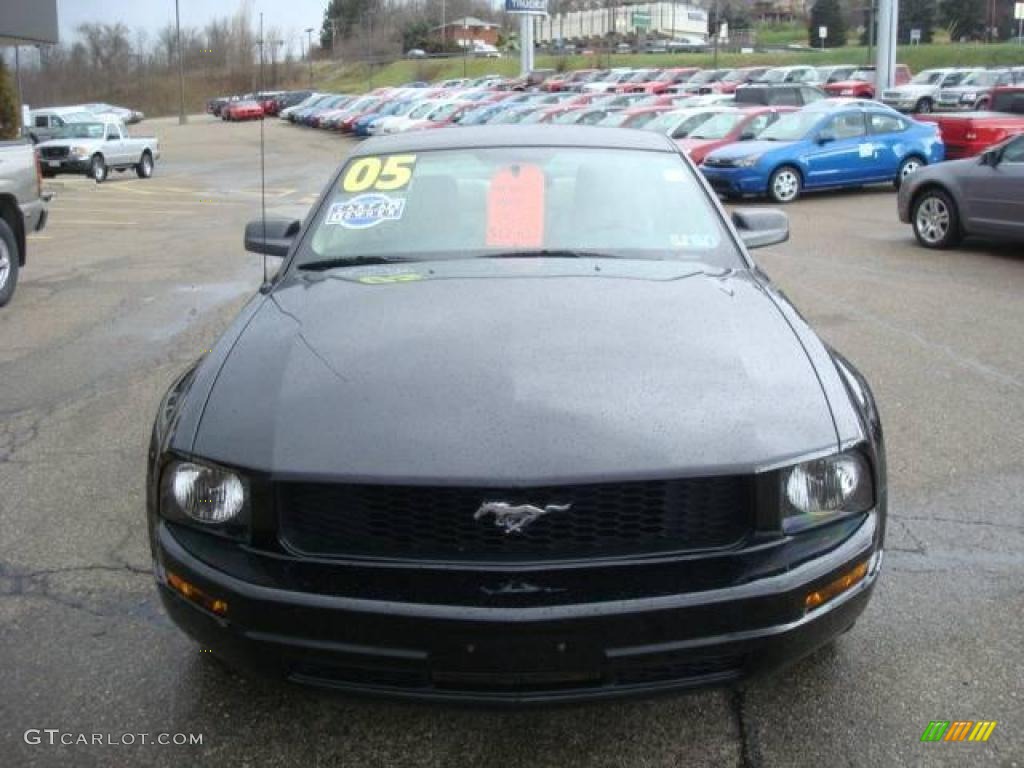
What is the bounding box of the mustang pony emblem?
[474,501,570,534]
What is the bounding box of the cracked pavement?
[1,117,1021,767]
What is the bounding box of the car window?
[744,113,772,137]
[868,113,905,134]
[1002,136,1024,163]
[302,148,742,268]
[775,88,799,106]
[105,125,119,140]
[34,116,48,128]
[801,87,824,103]
[824,112,867,139]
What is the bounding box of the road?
[1,116,1021,767]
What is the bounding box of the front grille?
[882,91,901,100]
[703,157,736,168]
[278,477,752,561]
[39,146,69,159]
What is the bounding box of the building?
[535,2,708,44]
[433,17,501,47]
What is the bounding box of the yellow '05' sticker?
[342,155,417,192]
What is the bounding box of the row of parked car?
[210,64,1023,248]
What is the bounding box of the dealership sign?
[506,0,548,15]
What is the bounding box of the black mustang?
[148,125,886,703]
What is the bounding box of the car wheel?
[768,166,801,204]
[914,98,933,114]
[895,155,923,189]
[136,152,154,179]
[90,154,108,183]
[0,218,20,308]
[912,188,961,249]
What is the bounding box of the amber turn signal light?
[167,571,229,616]
[804,560,869,612]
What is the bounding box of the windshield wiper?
[298,255,419,271]
[479,249,624,260]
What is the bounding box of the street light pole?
[305,28,315,87]
[175,0,187,124]
[712,0,720,68]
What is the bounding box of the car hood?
[191,263,839,483]
[828,79,872,90]
[885,83,935,96]
[705,139,795,162]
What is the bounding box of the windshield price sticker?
[327,194,406,229]
[485,164,546,248]
[342,155,417,192]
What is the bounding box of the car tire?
[912,188,961,249]
[914,97,933,114]
[894,155,924,189]
[136,151,154,179]
[90,154,108,183]
[767,166,802,204]
[0,218,20,308]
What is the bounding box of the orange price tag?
[485,164,545,248]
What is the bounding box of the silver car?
[897,133,1024,248]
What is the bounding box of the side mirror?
[732,208,790,250]
[739,131,756,140]
[817,131,836,145]
[980,148,1001,167]
[244,218,301,257]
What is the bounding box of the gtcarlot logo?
[24,730,203,746]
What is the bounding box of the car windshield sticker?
[858,143,873,158]
[670,233,718,249]
[485,164,545,248]
[341,154,417,192]
[326,194,406,229]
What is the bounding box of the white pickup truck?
[35,119,160,183]
[0,139,49,306]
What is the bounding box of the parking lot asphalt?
[1,116,1021,768]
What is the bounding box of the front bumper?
[41,158,91,174]
[154,511,882,704]
[698,165,768,198]
[20,198,48,235]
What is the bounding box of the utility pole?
[712,0,720,68]
[366,12,373,90]
[175,0,187,124]
[305,27,315,87]
[13,46,23,123]
[875,0,898,91]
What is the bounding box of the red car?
[916,107,1024,159]
[711,67,770,95]
[599,105,675,129]
[825,65,912,99]
[675,106,796,164]
[623,68,701,95]
[223,100,264,121]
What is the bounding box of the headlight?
[780,450,873,533]
[735,154,762,168]
[71,145,89,157]
[160,459,247,527]
[960,92,976,101]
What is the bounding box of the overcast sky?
[58,0,329,44]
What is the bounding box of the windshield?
[597,111,632,127]
[300,148,740,268]
[553,109,588,124]
[688,112,745,139]
[758,111,820,141]
[428,103,460,120]
[849,69,875,82]
[959,71,995,86]
[643,110,714,136]
[759,69,788,83]
[407,102,436,119]
[911,70,943,84]
[57,123,105,139]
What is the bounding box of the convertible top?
[356,125,679,155]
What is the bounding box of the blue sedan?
[699,101,944,203]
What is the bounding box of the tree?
[898,0,935,43]
[941,0,985,40]
[321,0,377,52]
[0,58,19,141]
[808,0,847,48]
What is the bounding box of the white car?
[391,100,467,133]
[582,70,636,93]
[880,68,973,114]
[639,107,728,140]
